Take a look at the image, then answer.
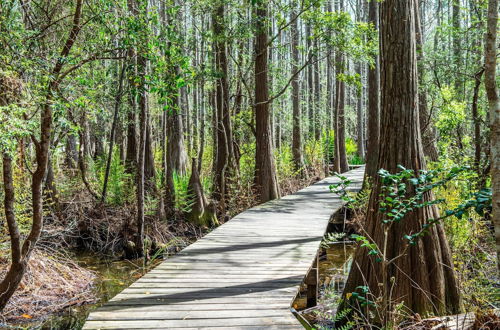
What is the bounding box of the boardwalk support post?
[305,253,319,307]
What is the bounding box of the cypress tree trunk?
[212,1,235,212]
[253,0,280,203]
[342,0,462,319]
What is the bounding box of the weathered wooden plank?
[96,304,290,312]
[83,167,364,329]
[88,309,290,320]
[104,297,294,306]
[83,316,301,329]
[130,281,300,288]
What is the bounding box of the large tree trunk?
[291,5,304,174]
[167,78,188,177]
[342,0,462,319]
[364,0,380,180]
[212,2,235,212]
[253,0,280,203]
[484,0,499,272]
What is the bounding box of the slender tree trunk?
[125,52,138,174]
[306,23,314,138]
[291,5,304,173]
[484,0,499,272]
[314,39,321,141]
[365,0,380,180]
[415,0,439,162]
[65,134,78,169]
[102,61,126,203]
[144,118,155,190]
[0,155,24,311]
[134,0,148,257]
[334,54,349,173]
[342,0,462,318]
[254,0,280,203]
[472,69,484,175]
[356,62,365,162]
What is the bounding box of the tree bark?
[253,0,280,203]
[334,54,349,173]
[356,62,365,162]
[415,0,439,162]
[484,0,499,272]
[65,133,78,169]
[0,155,25,311]
[342,0,462,318]
[134,0,148,257]
[291,5,304,174]
[306,23,314,138]
[472,69,484,176]
[364,0,380,180]
[212,2,235,212]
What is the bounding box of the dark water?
[318,243,355,295]
[294,242,355,326]
[20,252,157,330]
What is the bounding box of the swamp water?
[15,252,159,330]
[294,242,355,327]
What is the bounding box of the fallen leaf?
[21,314,32,319]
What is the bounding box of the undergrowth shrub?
[102,147,131,205]
[173,172,193,213]
[429,160,498,308]
[304,138,325,175]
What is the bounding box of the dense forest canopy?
[0,0,498,328]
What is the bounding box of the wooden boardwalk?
[83,166,364,329]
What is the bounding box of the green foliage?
[173,172,193,213]
[435,86,469,151]
[305,10,377,65]
[322,129,335,165]
[330,173,354,203]
[375,166,491,245]
[105,147,131,205]
[304,137,325,170]
[275,145,300,179]
[321,232,346,248]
